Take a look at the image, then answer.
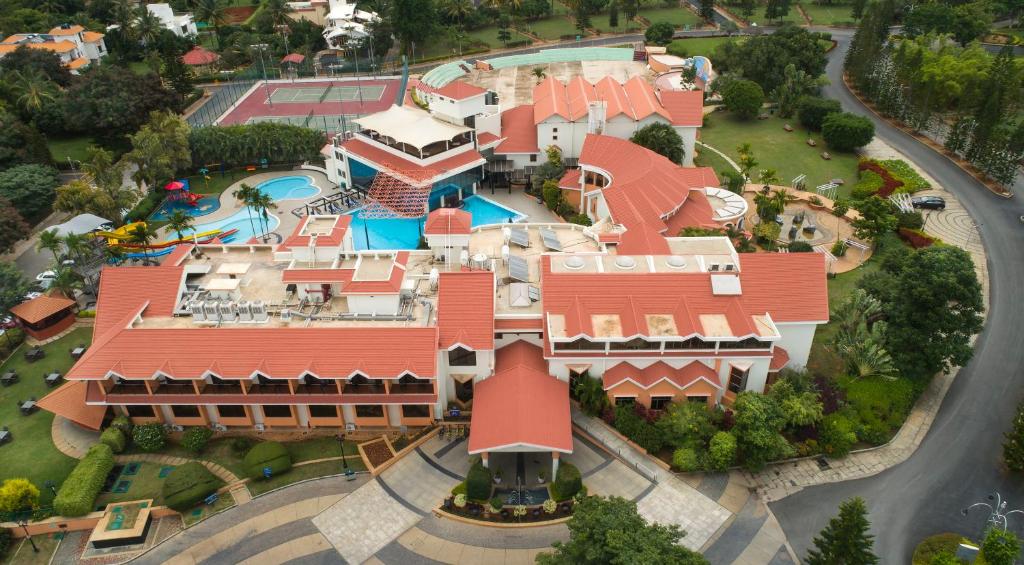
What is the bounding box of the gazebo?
[9,294,77,340]
[182,46,220,72]
[281,53,305,77]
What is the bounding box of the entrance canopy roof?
[468,341,572,454]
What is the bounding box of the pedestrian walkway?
[51,415,98,459]
[115,453,240,485]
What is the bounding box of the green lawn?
[798,2,856,26]
[0,328,93,506]
[2,532,61,565]
[700,112,861,199]
[46,136,97,165]
[694,142,737,175]
[96,462,168,507]
[520,16,583,41]
[464,26,534,48]
[638,6,703,28]
[590,14,644,34]
[182,490,235,527]
[247,460,354,496]
[284,437,367,467]
[126,437,249,479]
[667,36,741,57]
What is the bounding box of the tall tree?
[0,263,30,315]
[772,64,826,118]
[389,0,438,55]
[8,69,58,115]
[732,392,792,469]
[134,5,165,46]
[128,223,157,263]
[806,497,878,565]
[967,46,1018,163]
[537,496,708,565]
[0,198,28,254]
[232,183,259,242]
[0,46,72,87]
[0,164,61,223]
[629,123,685,164]
[850,196,897,245]
[764,0,789,23]
[126,111,192,191]
[194,0,229,47]
[66,66,182,141]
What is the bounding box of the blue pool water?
[347,195,526,250]
[150,195,221,221]
[188,207,279,244]
[256,176,321,200]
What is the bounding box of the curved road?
[770,30,1024,562]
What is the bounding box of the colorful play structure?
[93,220,240,262]
[165,180,202,207]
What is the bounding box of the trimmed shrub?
[722,79,765,120]
[244,441,292,479]
[822,112,875,152]
[54,444,114,517]
[797,96,841,131]
[819,413,858,457]
[672,447,701,471]
[831,240,848,257]
[851,170,884,200]
[0,479,39,513]
[489,496,504,511]
[550,462,582,501]
[110,414,133,435]
[132,422,167,452]
[465,460,493,501]
[181,427,214,454]
[161,462,223,512]
[645,21,675,45]
[99,427,126,453]
[787,241,814,252]
[879,159,930,192]
[856,160,903,198]
[897,227,937,249]
[231,436,255,454]
[896,210,924,230]
[706,431,738,471]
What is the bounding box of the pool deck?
[156,169,340,243]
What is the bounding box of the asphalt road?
[770,31,1024,562]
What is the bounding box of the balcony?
[295,383,340,395]
[152,382,197,395]
[108,383,149,395]
[248,383,292,395]
[342,383,386,395]
[200,382,244,394]
[389,382,434,395]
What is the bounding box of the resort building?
[285,0,380,48]
[45,135,828,473]
[0,24,106,72]
[146,3,198,37]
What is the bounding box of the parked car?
[23,292,41,301]
[911,196,946,211]
[35,270,56,289]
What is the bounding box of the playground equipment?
[95,222,239,249]
[93,222,148,245]
[117,228,240,262]
[165,180,202,207]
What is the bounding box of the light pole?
[251,43,273,107]
[44,480,57,497]
[963,492,1024,532]
[18,521,39,552]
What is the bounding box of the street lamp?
[17,521,39,552]
[337,433,349,470]
[43,480,57,497]
[250,43,273,107]
[962,492,1024,531]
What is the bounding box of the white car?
[35,270,56,289]
[23,292,42,301]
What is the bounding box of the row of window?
[125,404,433,420]
[552,336,773,352]
[614,396,708,410]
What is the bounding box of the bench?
[204,493,219,505]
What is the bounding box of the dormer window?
[448,347,476,367]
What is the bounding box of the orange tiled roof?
[48,25,84,35]
[424,208,472,235]
[494,317,543,332]
[659,90,704,127]
[495,105,538,154]
[0,41,77,54]
[468,341,571,453]
[82,31,104,42]
[92,264,184,337]
[340,138,486,186]
[37,381,106,430]
[769,346,790,371]
[344,252,409,294]
[281,215,351,248]
[434,80,487,101]
[67,57,89,70]
[602,360,721,390]
[533,76,671,124]
[476,132,500,148]
[9,294,75,324]
[438,270,494,350]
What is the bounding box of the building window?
[309,405,338,418]
[552,127,558,132]
[262,405,293,418]
[218,405,246,418]
[552,135,558,141]
[356,405,384,418]
[688,396,709,405]
[126,405,155,417]
[171,405,201,418]
[448,347,477,367]
[614,396,635,406]
[402,405,431,418]
[650,396,673,410]
[529,154,538,162]
[727,365,749,394]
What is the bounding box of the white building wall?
[676,126,698,167]
[773,322,820,369]
[345,294,401,315]
[441,348,493,403]
[295,405,310,427]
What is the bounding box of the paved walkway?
[114,453,241,485]
[51,416,99,459]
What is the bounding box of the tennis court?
[245,114,359,132]
[268,85,386,104]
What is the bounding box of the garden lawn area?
[464,26,534,48]
[638,6,703,28]
[95,462,167,507]
[1,533,61,565]
[666,36,741,57]
[520,16,582,41]
[590,14,643,34]
[283,436,366,468]
[798,2,856,26]
[700,112,861,199]
[46,136,96,165]
[247,460,351,496]
[0,328,93,506]
[128,61,153,75]
[126,437,248,479]
[181,490,235,527]
[694,142,736,175]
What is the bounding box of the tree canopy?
[0,164,61,223]
[126,111,192,190]
[0,197,28,254]
[65,65,182,140]
[722,79,765,120]
[713,26,829,94]
[0,262,29,314]
[822,112,875,151]
[0,46,72,87]
[630,123,685,164]
[189,122,325,167]
[806,497,878,565]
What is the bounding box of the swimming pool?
[347,195,527,250]
[188,207,279,244]
[256,175,321,200]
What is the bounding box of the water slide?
[93,222,148,244]
[119,229,240,261]
[117,228,227,249]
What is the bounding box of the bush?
[231,436,255,454]
[788,241,814,252]
[655,401,716,449]
[843,377,915,445]
[110,414,133,435]
[161,462,223,512]
[612,404,665,453]
[466,459,493,501]
[797,96,841,131]
[126,189,166,222]
[132,422,167,452]
[99,427,126,453]
[706,432,737,471]
[550,462,582,501]
[722,79,765,120]
[856,160,903,198]
[879,159,930,192]
[489,496,504,511]
[851,170,884,200]
[831,240,848,257]
[672,447,701,471]
[819,413,858,457]
[181,427,214,454]
[0,479,39,513]
[822,112,875,152]
[244,441,292,479]
[897,227,937,249]
[54,444,114,517]
[897,211,924,230]
[645,21,675,45]
[569,213,592,226]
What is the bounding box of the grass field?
[247,460,353,496]
[700,112,861,199]
[694,142,737,176]
[520,16,583,40]
[590,13,644,33]
[96,462,168,507]
[46,136,96,165]
[798,2,856,26]
[464,26,534,48]
[638,6,703,28]
[0,328,93,506]
[2,533,61,565]
[667,36,741,57]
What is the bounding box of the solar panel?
[508,255,529,282]
[509,228,529,248]
[540,228,562,251]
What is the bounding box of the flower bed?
[897,227,939,249]
[441,495,575,524]
[358,437,395,470]
[853,159,931,199]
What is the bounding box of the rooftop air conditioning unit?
[254,423,266,432]
[237,300,252,322]
[219,301,236,322]
[251,301,268,322]
[190,299,207,322]
[203,300,221,321]
[280,308,292,321]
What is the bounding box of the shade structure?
[281,53,306,64]
[182,46,220,66]
[164,180,185,191]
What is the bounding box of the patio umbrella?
[164,181,185,191]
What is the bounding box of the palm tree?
[831,289,882,338]
[128,223,156,264]
[49,266,83,299]
[532,67,546,83]
[38,229,63,263]
[442,0,473,25]
[113,0,137,37]
[838,333,897,380]
[62,233,89,263]
[252,192,277,242]
[166,209,196,243]
[757,167,780,190]
[262,0,293,28]
[195,0,229,48]
[232,183,259,242]
[104,245,127,266]
[10,69,57,114]
[134,6,165,47]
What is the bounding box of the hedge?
[54,444,114,517]
[465,460,492,501]
[162,462,223,512]
[243,441,292,479]
[897,227,938,249]
[99,427,126,453]
[132,422,167,452]
[181,427,213,453]
[550,462,582,502]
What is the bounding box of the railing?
[389,382,434,395]
[108,383,149,395]
[248,383,292,395]
[200,383,244,394]
[151,383,196,395]
[295,383,340,395]
[342,383,386,395]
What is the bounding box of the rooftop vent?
[614,256,636,270]
[563,256,586,271]
[666,255,687,269]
